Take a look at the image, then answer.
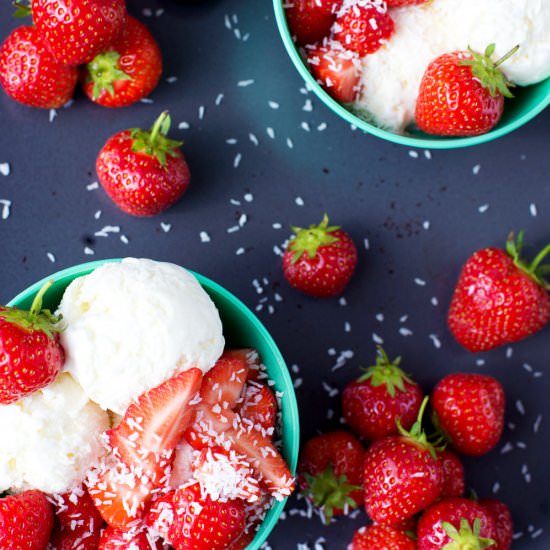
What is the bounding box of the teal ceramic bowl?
[7,258,300,550]
[273,0,550,149]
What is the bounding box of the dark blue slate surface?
[0,0,549,548]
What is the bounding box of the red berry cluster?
[0,0,162,109]
[298,347,513,549]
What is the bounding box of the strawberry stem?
[493,45,520,69]
[29,279,54,319]
[396,396,439,458]
[506,231,550,290]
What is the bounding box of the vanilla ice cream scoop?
[0,373,110,494]
[58,258,224,414]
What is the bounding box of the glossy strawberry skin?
[479,498,513,550]
[33,0,127,66]
[283,228,357,298]
[333,1,394,56]
[431,373,504,457]
[0,26,77,109]
[417,497,497,550]
[363,436,443,525]
[438,449,465,499]
[350,524,416,550]
[96,129,190,216]
[81,16,162,107]
[0,308,64,404]
[415,51,504,136]
[285,0,342,46]
[448,247,550,352]
[0,490,54,549]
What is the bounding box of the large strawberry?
[298,430,365,523]
[415,44,517,136]
[332,0,394,56]
[282,214,357,298]
[417,497,497,550]
[32,0,127,66]
[0,26,77,109]
[479,499,513,550]
[431,373,504,457]
[350,524,416,550]
[0,280,64,404]
[96,111,191,216]
[363,397,443,525]
[81,16,162,107]
[0,490,54,549]
[306,44,360,103]
[447,231,550,352]
[342,346,423,441]
[285,0,342,46]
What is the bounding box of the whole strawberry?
[285,0,342,46]
[81,16,162,107]
[282,214,357,297]
[431,373,505,457]
[448,231,550,352]
[479,499,513,550]
[417,497,497,550]
[0,280,64,404]
[96,111,190,216]
[438,449,465,499]
[363,398,443,525]
[415,44,516,136]
[333,0,394,57]
[0,26,77,109]
[298,430,366,523]
[342,346,423,441]
[349,524,416,550]
[0,490,54,549]
[32,0,127,65]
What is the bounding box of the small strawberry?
[96,111,191,216]
[306,44,360,103]
[32,0,127,65]
[298,430,365,523]
[417,497,497,550]
[479,499,513,550]
[332,0,394,57]
[363,397,443,525]
[283,214,357,298]
[166,483,246,550]
[81,16,162,108]
[349,524,416,550]
[285,0,343,46]
[98,525,163,549]
[0,490,54,549]
[448,231,550,352]
[236,381,277,434]
[438,449,465,499]
[0,280,64,404]
[415,44,517,136]
[342,346,423,441]
[0,26,77,109]
[431,373,505,457]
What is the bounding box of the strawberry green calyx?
[356,346,414,397]
[85,51,132,100]
[441,518,496,550]
[12,0,31,18]
[506,230,550,290]
[130,111,183,167]
[303,464,361,525]
[397,396,439,458]
[0,280,62,338]
[288,214,339,264]
[460,43,518,98]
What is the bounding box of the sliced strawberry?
[200,354,249,407]
[237,381,277,434]
[98,524,163,549]
[285,0,342,46]
[146,491,176,541]
[306,44,360,103]
[109,368,202,483]
[222,348,263,382]
[168,439,198,488]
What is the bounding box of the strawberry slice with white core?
[168,439,198,489]
[306,43,360,103]
[200,353,249,408]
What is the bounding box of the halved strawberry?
[168,439,198,488]
[200,354,249,408]
[222,348,263,381]
[306,44,360,103]
[237,381,277,434]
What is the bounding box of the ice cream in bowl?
[274,0,550,148]
[2,258,299,549]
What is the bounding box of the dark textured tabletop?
[1,0,549,548]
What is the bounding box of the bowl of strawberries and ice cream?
[0,258,299,549]
[275,0,550,148]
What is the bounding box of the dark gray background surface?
[0,0,549,548]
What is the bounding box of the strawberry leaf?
[288,214,340,264]
[85,52,132,100]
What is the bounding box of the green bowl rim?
[272,0,550,149]
[7,258,300,550]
